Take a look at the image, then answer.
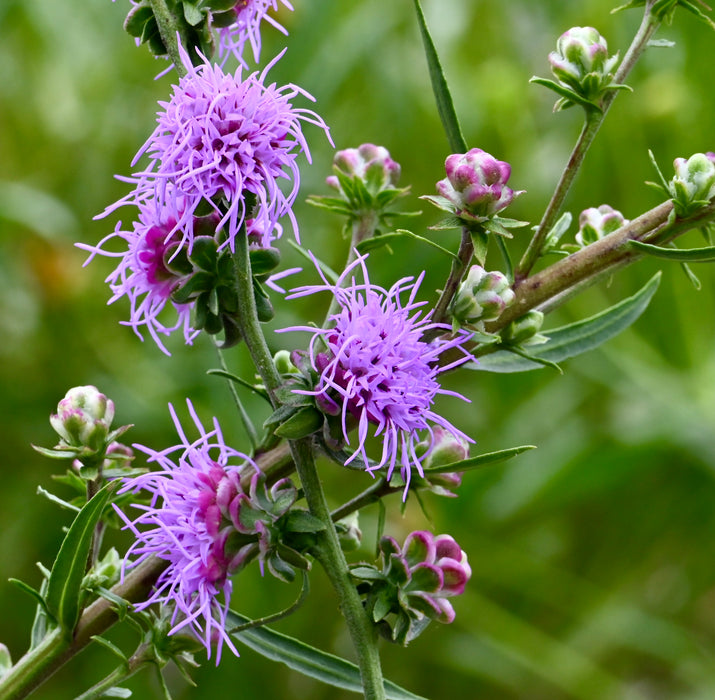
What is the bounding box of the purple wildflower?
[115,401,259,662]
[217,0,294,65]
[98,43,331,254]
[279,252,474,494]
[80,197,199,355]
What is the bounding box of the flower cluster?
[451,265,515,329]
[351,530,471,645]
[116,401,260,662]
[280,253,474,494]
[88,44,330,351]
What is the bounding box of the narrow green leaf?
[356,229,457,260]
[46,484,115,636]
[472,272,661,372]
[630,240,715,262]
[288,241,339,284]
[423,445,536,474]
[8,579,48,613]
[227,610,427,700]
[206,368,271,402]
[412,0,467,153]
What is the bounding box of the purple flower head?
[81,197,200,355]
[99,43,331,255]
[217,0,294,65]
[436,148,524,222]
[116,400,260,662]
[279,252,474,495]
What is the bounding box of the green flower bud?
[451,265,515,327]
[50,386,115,451]
[548,27,620,102]
[336,512,362,552]
[575,204,628,247]
[327,143,401,196]
[274,349,298,375]
[669,153,715,215]
[501,310,545,346]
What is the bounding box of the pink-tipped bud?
[575,204,628,247]
[451,265,515,327]
[436,148,524,221]
[50,386,115,451]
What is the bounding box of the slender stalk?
[323,211,380,326]
[331,478,400,523]
[428,226,474,330]
[515,6,661,281]
[147,0,188,78]
[292,439,386,700]
[73,644,154,700]
[231,228,386,699]
[490,200,715,331]
[0,558,167,700]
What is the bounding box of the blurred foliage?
[1,0,715,698]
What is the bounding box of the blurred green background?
[2,0,715,698]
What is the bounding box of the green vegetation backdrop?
[1,1,715,698]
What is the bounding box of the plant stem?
[323,211,380,326]
[428,226,474,330]
[490,200,715,331]
[73,644,153,700]
[231,228,386,699]
[331,478,401,523]
[0,557,167,700]
[147,0,188,78]
[515,6,661,281]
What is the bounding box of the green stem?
[427,226,474,333]
[515,7,661,281]
[147,0,188,78]
[0,558,167,700]
[330,478,400,523]
[489,200,715,332]
[73,644,153,700]
[292,440,386,700]
[323,211,380,326]
[231,228,386,699]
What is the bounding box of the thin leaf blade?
[472,272,661,372]
[630,240,715,262]
[46,484,115,635]
[227,610,427,700]
[412,0,467,153]
[423,445,536,475]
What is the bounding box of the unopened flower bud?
[420,426,470,469]
[670,153,715,210]
[451,265,514,326]
[575,204,628,247]
[50,386,115,451]
[436,148,524,222]
[274,349,298,375]
[501,310,545,346]
[327,143,401,195]
[549,27,620,100]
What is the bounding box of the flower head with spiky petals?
[279,253,474,495]
[115,401,259,662]
[80,196,202,355]
[217,0,294,65]
[98,42,331,255]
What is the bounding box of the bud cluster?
[435,148,524,223]
[669,152,715,217]
[351,531,471,645]
[451,265,515,328]
[575,204,629,248]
